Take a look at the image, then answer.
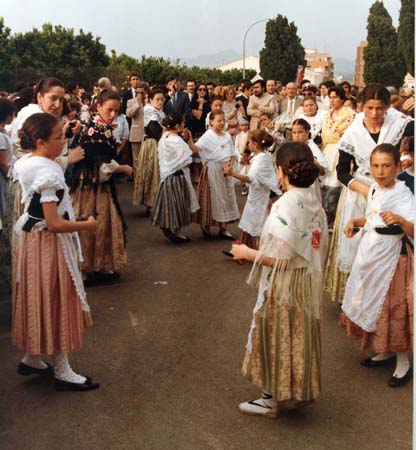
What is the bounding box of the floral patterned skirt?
[324,187,349,303]
[71,183,126,272]
[133,138,160,208]
[242,267,321,402]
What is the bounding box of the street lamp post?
[242,18,269,79]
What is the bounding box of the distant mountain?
[334,57,355,81]
[179,49,241,68]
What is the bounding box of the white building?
[217,55,260,74]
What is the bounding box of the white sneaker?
[238,393,278,418]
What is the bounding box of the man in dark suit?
[235,80,251,119]
[163,75,191,127]
[121,72,141,116]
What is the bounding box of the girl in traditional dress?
[291,118,330,201]
[320,86,355,228]
[151,113,199,243]
[223,129,279,250]
[191,109,239,239]
[70,90,133,283]
[134,88,165,216]
[324,83,412,304]
[13,113,99,391]
[233,142,328,418]
[340,144,413,387]
[4,78,84,286]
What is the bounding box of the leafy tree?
[107,50,140,88]
[259,15,304,84]
[7,23,109,89]
[397,0,414,75]
[0,17,258,92]
[0,18,13,89]
[364,1,406,87]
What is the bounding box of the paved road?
[0,183,412,450]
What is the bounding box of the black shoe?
[17,362,54,377]
[85,272,120,286]
[144,207,151,217]
[219,230,234,240]
[54,376,100,391]
[161,228,191,244]
[173,234,191,243]
[93,272,120,281]
[361,355,396,367]
[222,250,233,257]
[201,226,213,239]
[388,367,412,387]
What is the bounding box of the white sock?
[371,352,394,361]
[393,352,410,378]
[99,268,114,274]
[22,354,48,369]
[53,352,86,384]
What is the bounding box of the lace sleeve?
[39,186,59,203]
[31,174,63,203]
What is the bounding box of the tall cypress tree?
[364,1,407,87]
[259,15,304,84]
[397,0,414,75]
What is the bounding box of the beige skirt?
[242,266,321,402]
[71,183,126,272]
[324,187,349,303]
[12,228,92,355]
[133,138,160,208]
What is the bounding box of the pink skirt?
[339,248,413,353]
[12,228,92,355]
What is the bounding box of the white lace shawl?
[342,181,414,331]
[14,155,89,312]
[196,129,237,165]
[338,108,411,176]
[245,186,328,350]
[158,132,193,181]
[143,105,165,128]
[157,132,200,213]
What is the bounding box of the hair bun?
[288,160,320,185]
[18,128,35,150]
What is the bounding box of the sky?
[2,0,402,62]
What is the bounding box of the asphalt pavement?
[0,182,412,450]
